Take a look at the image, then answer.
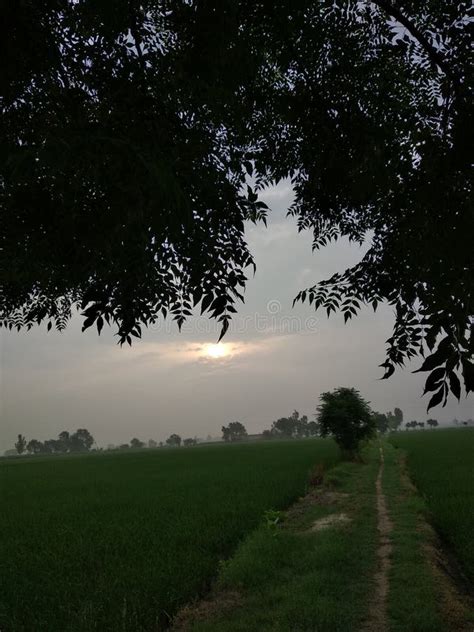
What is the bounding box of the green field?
[390,428,474,582]
[0,440,338,632]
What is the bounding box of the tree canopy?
[317,387,376,457]
[2,2,472,408]
[222,421,247,442]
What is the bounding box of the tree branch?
[372,0,462,97]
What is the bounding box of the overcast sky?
[1,182,472,451]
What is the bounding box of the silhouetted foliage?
[23,429,95,455]
[166,434,182,448]
[15,434,27,455]
[183,438,197,447]
[26,439,44,454]
[1,3,472,407]
[69,429,95,452]
[317,387,375,458]
[427,418,439,429]
[222,422,247,442]
[148,439,157,449]
[130,438,145,449]
[265,412,319,439]
[373,412,389,434]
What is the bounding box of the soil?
[310,512,351,531]
[361,446,393,632]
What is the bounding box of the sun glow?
[203,343,230,359]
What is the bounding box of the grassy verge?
[176,448,380,632]
[383,440,474,631]
[381,442,444,632]
[390,428,474,582]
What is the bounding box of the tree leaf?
[448,370,461,400]
[427,386,444,412]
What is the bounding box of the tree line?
[12,391,464,458]
[14,429,95,455]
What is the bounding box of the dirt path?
[362,445,393,632]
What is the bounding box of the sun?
[203,343,230,359]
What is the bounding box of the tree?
[2,4,472,408]
[58,431,70,453]
[43,439,61,454]
[295,414,309,438]
[148,439,157,449]
[183,438,197,447]
[419,422,425,430]
[221,422,248,442]
[307,421,320,437]
[69,429,94,452]
[130,438,145,449]
[26,439,44,454]
[166,434,182,448]
[373,412,390,434]
[271,411,302,438]
[427,419,439,429]
[316,387,376,458]
[15,434,27,455]
[262,429,273,440]
[393,408,404,431]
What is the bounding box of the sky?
[1,182,472,452]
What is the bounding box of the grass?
[181,447,380,632]
[390,428,474,582]
[381,442,444,632]
[0,439,338,632]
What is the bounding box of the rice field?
[0,439,338,632]
[390,428,474,582]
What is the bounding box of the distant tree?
[4,449,18,457]
[262,429,273,440]
[427,419,439,429]
[15,434,27,455]
[419,422,425,430]
[159,441,163,448]
[43,439,61,454]
[317,387,375,459]
[271,411,303,438]
[148,439,157,449]
[385,408,403,432]
[130,438,145,449]
[118,443,130,450]
[166,434,182,447]
[183,438,197,447]
[107,444,116,451]
[221,422,248,442]
[307,421,320,437]
[373,412,389,434]
[26,439,44,454]
[69,429,94,452]
[393,408,404,430]
[58,431,70,452]
[295,414,309,438]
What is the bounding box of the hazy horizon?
[1,182,472,452]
